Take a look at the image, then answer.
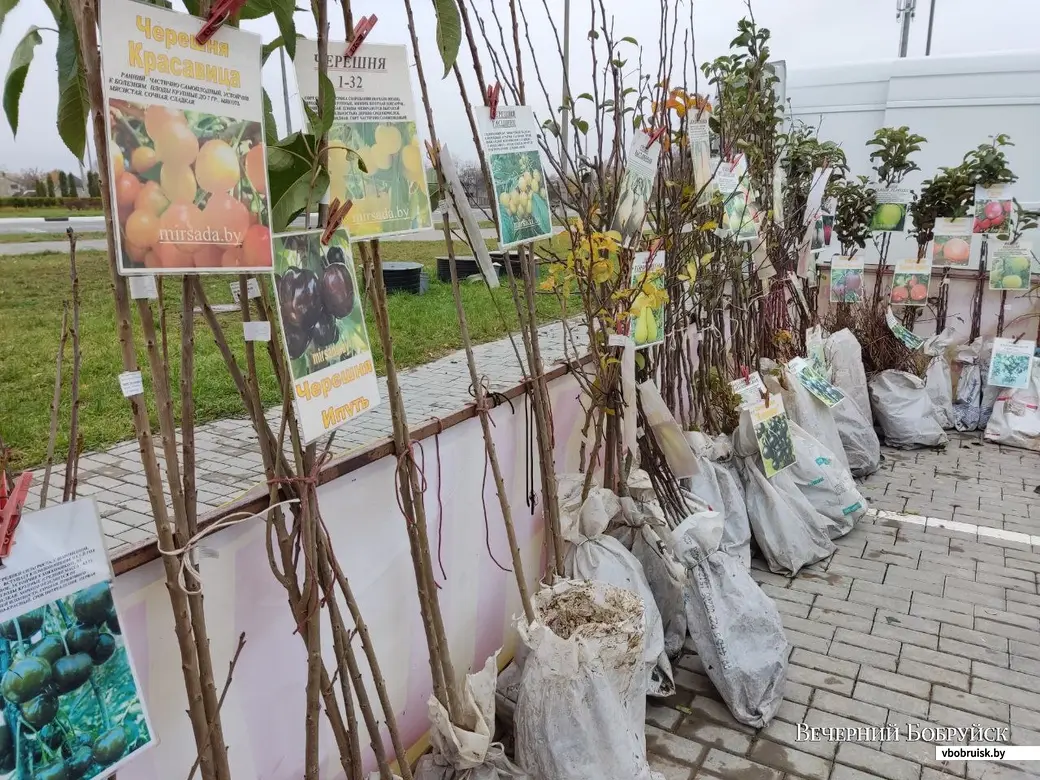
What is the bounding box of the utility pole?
[560,0,571,179]
[896,0,916,58]
[279,46,293,133]
[925,0,937,55]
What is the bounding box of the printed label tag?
[230,278,262,303]
[118,371,144,397]
[243,320,272,342]
[128,275,158,300]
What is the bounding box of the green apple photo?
[871,202,907,232]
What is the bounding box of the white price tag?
[118,371,144,398]
[128,275,158,300]
[608,334,631,347]
[230,278,262,303]
[243,320,272,342]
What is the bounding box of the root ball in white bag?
[515,581,660,780]
[684,432,752,568]
[984,366,1040,452]
[786,422,867,538]
[868,370,948,449]
[671,512,788,728]
[557,476,674,696]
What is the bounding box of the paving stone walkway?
[646,433,1040,780]
[24,320,588,556]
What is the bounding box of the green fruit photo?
[989,251,1032,291]
[870,201,907,232]
[491,152,552,247]
[0,582,151,778]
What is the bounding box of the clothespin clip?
[322,199,353,245]
[740,365,750,383]
[0,471,32,561]
[487,83,502,120]
[345,15,378,58]
[194,0,246,46]
[646,126,667,149]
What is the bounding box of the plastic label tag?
[230,278,262,303]
[128,275,158,300]
[243,321,272,342]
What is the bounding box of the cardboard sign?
[611,130,661,248]
[101,0,273,274]
[272,229,380,442]
[294,40,433,239]
[477,106,554,249]
[0,499,155,778]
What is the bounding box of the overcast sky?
[1,0,1038,175]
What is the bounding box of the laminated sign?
[973,184,1013,235]
[987,337,1035,390]
[623,250,666,349]
[870,188,912,233]
[829,255,864,303]
[477,106,554,248]
[932,218,974,267]
[294,40,433,239]
[100,0,273,274]
[788,356,846,408]
[989,242,1035,292]
[890,258,932,306]
[750,395,796,479]
[886,307,924,350]
[273,229,380,443]
[610,130,661,248]
[0,499,154,778]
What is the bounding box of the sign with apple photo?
[101,0,273,274]
[294,40,433,239]
[931,217,974,266]
[273,229,380,443]
[973,184,1013,235]
[890,258,932,306]
[989,243,1035,291]
[477,106,554,248]
[829,255,865,303]
[870,188,912,233]
[0,499,155,780]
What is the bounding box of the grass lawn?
[0,207,105,218]
[0,231,108,244]
[0,240,569,469]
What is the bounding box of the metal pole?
[279,46,293,133]
[560,0,571,179]
[925,0,937,55]
[897,0,916,58]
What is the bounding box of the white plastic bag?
[828,386,881,477]
[671,512,788,728]
[557,476,674,697]
[786,422,867,538]
[922,328,960,430]
[868,370,948,449]
[984,366,1040,452]
[733,412,836,575]
[953,342,983,432]
[515,581,661,780]
[417,654,531,780]
[611,490,688,660]
[824,328,871,421]
[763,365,850,472]
[684,432,752,568]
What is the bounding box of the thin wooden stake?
[40,305,69,509]
[62,229,82,503]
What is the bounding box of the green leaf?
[620,36,638,45]
[262,36,285,64]
[576,92,593,101]
[268,132,327,232]
[262,89,278,143]
[572,118,589,135]
[55,10,89,160]
[315,72,336,135]
[181,0,200,14]
[434,0,461,77]
[269,0,296,58]
[2,25,41,136]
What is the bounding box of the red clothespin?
[0,471,32,560]
[740,365,750,382]
[345,15,378,58]
[194,0,246,46]
[322,199,353,245]
[487,83,502,120]
[645,126,667,149]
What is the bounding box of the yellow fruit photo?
[625,250,668,349]
[328,121,432,239]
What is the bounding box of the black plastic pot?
[382,261,423,295]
